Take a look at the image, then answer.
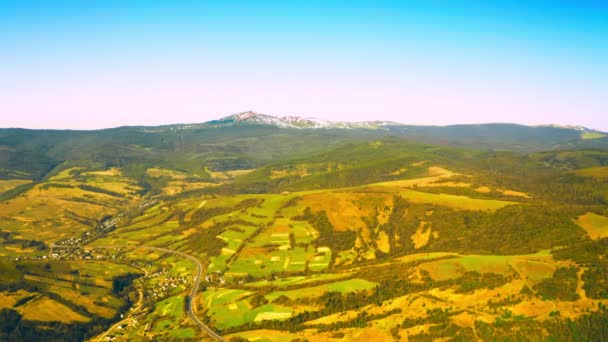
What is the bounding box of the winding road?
[88,245,225,342]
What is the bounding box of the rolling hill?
[1,113,608,341]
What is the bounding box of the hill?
[1,116,608,340]
[2,112,607,184]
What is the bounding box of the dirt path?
[576,267,588,300]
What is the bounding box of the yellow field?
[0,290,31,309]
[475,186,491,193]
[227,328,394,342]
[25,276,117,318]
[303,167,525,214]
[498,189,531,198]
[575,212,608,239]
[48,167,83,181]
[0,167,142,243]
[377,166,459,187]
[411,221,436,249]
[83,167,122,176]
[208,168,256,180]
[146,167,249,194]
[146,167,189,179]
[225,169,256,177]
[0,179,32,193]
[270,163,339,179]
[161,181,219,195]
[396,188,516,210]
[254,311,292,321]
[575,166,608,180]
[300,191,391,231]
[18,296,90,323]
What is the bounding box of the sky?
[1,0,607,130]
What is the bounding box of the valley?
[1,117,608,341]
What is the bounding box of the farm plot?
[211,194,333,277]
[227,245,316,277]
[0,179,32,194]
[244,273,352,288]
[208,223,258,272]
[416,251,555,282]
[575,166,608,180]
[17,296,90,323]
[200,287,295,330]
[151,295,186,333]
[575,212,608,240]
[0,259,139,325]
[91,219,179,246]
[265,278,377,301]
[146,167,220,195]
[226,225,328,277]
[0,166,141,243]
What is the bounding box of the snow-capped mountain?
[205,111,398,129]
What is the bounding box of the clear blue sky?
[1,0,607,130]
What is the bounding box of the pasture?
[265,278,377,301]
[0,166,142,243]
[575,166,608,179]
[244,273,351,288]
[18,296,90,323]
[416,252,554,282]
[575,212,608,239]
[200,286,327,329]
[0,179,32,194]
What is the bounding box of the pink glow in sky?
[1,1,607,131]
[3,61,606,131]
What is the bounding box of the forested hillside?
[1,117,608,341]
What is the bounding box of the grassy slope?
[2,137,608,340]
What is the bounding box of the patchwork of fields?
[0,259,139,326]
[1,158,607,341]
[0,167,142,252]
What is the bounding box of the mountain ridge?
[205,111,607,134]
[205,110,398,129]
[1,111,607,183]
[1,110,605,134]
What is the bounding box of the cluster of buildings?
[145,269,191,300]
[205,270,227,285]
[97,199,157,233]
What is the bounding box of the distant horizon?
[2,110,606,133]
[1,1,606,131]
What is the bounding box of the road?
[94,267,148,342]
[88,245,225,342]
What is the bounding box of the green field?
[206,299,294,329]
[201,288,294,329]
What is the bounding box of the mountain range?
[1,111,607,183]
[2,111,608,341]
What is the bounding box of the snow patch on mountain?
[207,111,398,129]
